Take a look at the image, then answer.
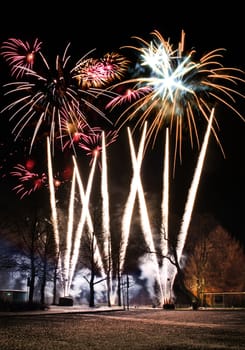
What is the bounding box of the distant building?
[0,289,28,303]
[202,292,245,307]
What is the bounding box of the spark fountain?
[46,137,107,298]
[45,108,214,306]
[118,122,164,304]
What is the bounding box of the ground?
[0,306,244,349]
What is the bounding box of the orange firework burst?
[71,51,129,89]
[106,30,245,170]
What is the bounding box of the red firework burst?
[78,126,119,165]
[11,163,47,199]
[0,38,42,78]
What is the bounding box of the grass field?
[0,308,244,349]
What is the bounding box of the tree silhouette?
[183,224,245,305]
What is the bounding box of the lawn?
[0,308,244,349]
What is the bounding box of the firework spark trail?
[67,155,101,292]
[47,137,60,252]
[177,109,215,262]
[160,128,170,298]
[72,156,105,278]
[101,131,110,265]
[46,146,105,296]
[101,131,113,303]
[128,123,164,303]
[72,157,94,233]
[119,123,147,273]
[63,169,76,296]
[111,124,148,305]
[166,109,215,293]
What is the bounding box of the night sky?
[0,2,244,247]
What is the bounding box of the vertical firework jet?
[177,109,215,263]
[116,123,164,304]
[161,109,216,301]
[101,131,113,304]
[120,112,215,304]
[63,168,76,296]
[127,124,163,303]
[46,136,106,296]
[160,128,170,300]
[47,137,60,253]
[67,156,106,294]
[67,155,97,292]
[120,123,147,273]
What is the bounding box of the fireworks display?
[0,27,244,306]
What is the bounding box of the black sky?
[0,2,244,246]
